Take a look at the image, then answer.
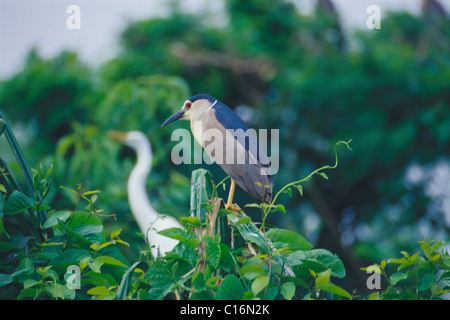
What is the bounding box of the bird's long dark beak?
[161,109,185,127]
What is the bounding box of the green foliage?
[0,174,129,299]
[113,142,353,300]
[0,50,95,158]
[126,161,351,300]
[0,140,352,300]
[0,134,447,300]
[363,239,450,300]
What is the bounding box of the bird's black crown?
[188,93,215,103]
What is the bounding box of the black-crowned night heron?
[161,93,273,211]
[108,130,183,257]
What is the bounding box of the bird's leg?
[225,178,241,211]
[225,178,236,209]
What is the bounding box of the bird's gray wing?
[221,161,272,203]
[198,103,273,202]
[212,103,273,202]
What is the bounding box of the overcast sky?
[0,0,448,80]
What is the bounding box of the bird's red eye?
[186,102,191,108]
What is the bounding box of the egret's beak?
[161,109,185,127]
[107,130,128,141]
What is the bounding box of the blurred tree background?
[0,0,449,295]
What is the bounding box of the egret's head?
[108,130,149,151]
[161,93,216,127]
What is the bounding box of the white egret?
[108,130,183,257]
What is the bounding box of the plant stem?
[263,140,352,219]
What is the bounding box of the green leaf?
[0,240,18,251]
[218,209,232,217]
[251,276,269,296]
[274,204,286,214]
[368,292,380,300]
[83,271,117,287]
[97,256,128,268]
[318,172,328,180]
[244,203,264,209]
[68,210,102,228]
[190,270,205,291]
[239,264,265,280]
[0,216,4,237]
[46,283,65,299]
[317,283,352,299]
[205,275,221,290]
[430,240,444,251]
[390,251,421,271]
[265,287,279,300]
[61,211,104,244]
[110,229,121,239]
[17,288,37,300]
[60,186,79,196]
[417,272,434,291]
[234,217,251,225]
[12,257,34,279]
[228,211,271,250]
[266,228,313,250]
[3,191,34,215]
[23,278,41,289]
[82,190,101,197]
[0,273,13,286]
[315,269,331,286]
[190,169,214,222]
[204,235,221,269]
[295,185,303,196]
[58,219,92,245]
[73,223,103,244]
[280,282,296,300]
[303,249,346,279]
[430,254,440,262]
[50,249,92,274]
[285,188,292,197]
[179,216,202,227]
[116,261,142,300]
[390,272,407,285]
[92,242,114,251]
[158,227,199,248]
[286,250,306,266]
[87,286,115,300]
[215,275,245,300]
[218,244,238,273]
[0,193,5,216]
[88,259,104,273]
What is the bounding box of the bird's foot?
[225,204,241,212]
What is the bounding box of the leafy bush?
[0,163,350,300]
[0,136,354,300]
[134,167,351,300]
[0,181,129,300]
[1,129,448,300]
[363,239,450,300]
[0,116,129,299]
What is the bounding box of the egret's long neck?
[127,143,158,233]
